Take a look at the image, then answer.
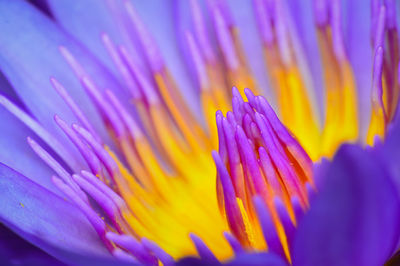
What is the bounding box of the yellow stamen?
[317,29,358,157]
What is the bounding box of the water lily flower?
[0,0,400,265]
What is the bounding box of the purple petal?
[189,233,219,264]
[0,0,121,168]
[176,252,288,266]
[312,157,330,196]
[176,256,216,266]
[379,115,400,200]
[0,223,64,266]
[0,163,111,264]
[0,102,58,194]
[0,71,60,194]
[292,144,400,265]
[227,252,288,266]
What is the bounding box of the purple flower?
[0,0,399,265]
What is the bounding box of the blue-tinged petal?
[0,0,122,170]
[0,163,113,264]
[46,0,138,78]
[0,68,66,194]
[344,0,373,137]
[0,223,64,266]
[292,144,400,266]
[47,0,198,112]
[0,75,59,194]
[0,108,59,194]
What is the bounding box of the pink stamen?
[232,97,245,126]
[372,46,385,113]
[72,174,123,233]
[119,46,160,105]
[330,0,346,62]
[222,117,243,195]
[253,0,274,46]
[291,196,304,222]
[51,77,102,143]
[80,170,126,209]
[223,232,243,254]
[235,126,270,201]
[313,0,328,27]
[213,8,240,70]
[189,0,215,62]
[385,0,397,29]
[226,111,238,128]
[80,76,127,138]
[141,238,174,266]
[242,114,255,141]
[124,0,163,73]
[52,175,113,251]
[216,111,228,161]
[189,233,219,263]
[106,232,157,265]
[27,137,87,202]
[274,197,295,244]
[253,196,286,260]
[59,46,88,78]
[275,0,293,66]
[185,31,210,90]
[105,89,143,139]
[54,115,102,175]
[258,147,285,198]
[72,124,119,180]
[207,0,233,28]
[212,150,248,245]
[112,248,138,263]
[373,6,387,52]
[254,95,312,179]
[101,33,141,100]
